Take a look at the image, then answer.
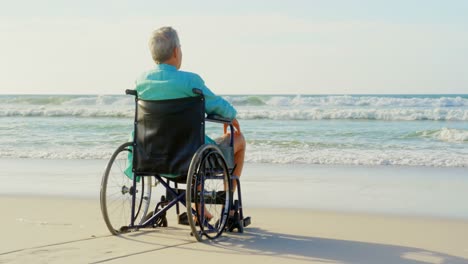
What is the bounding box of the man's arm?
[193,75,237,120]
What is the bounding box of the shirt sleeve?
[192,74,237,120]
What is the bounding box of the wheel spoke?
[100,142,152,235]
[187,145,231,241]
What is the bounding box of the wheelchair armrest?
[206,114,232,124]
[206,114,235,152]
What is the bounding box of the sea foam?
[227,95,468,108]
[2,147,466,167]
[237,108,468,121]
[2,106,468,121]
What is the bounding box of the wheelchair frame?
[100,89,250,241]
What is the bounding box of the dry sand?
[1,196,468,264]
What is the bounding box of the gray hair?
[149,27,180,63]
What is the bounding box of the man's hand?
[224,118,241,135]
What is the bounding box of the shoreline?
[2,157,467,168]
[1,158,468,220]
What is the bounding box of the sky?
[0,0,467,95]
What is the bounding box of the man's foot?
[180,211,213,226]
[196,204,213,220]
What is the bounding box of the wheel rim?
[100,142,152,235]
[187,145,231,241]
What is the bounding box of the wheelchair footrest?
[243,216,251,227]
[226,212,243,233]
[178,212,190,226]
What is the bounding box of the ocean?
[1,93,468,218]
[1,94,467,167]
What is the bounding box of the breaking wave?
[2,94,467,107]
[408,128,468,142]
[226,95,468,108]
[2,107,468,121]
[236,108,468,121]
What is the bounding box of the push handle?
[127,89,199,96]
[192,88,203,96]
[125,89,137,96]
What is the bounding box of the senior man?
[133,26,246,187]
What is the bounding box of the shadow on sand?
[206,227,468,264]
[94,226,468,264]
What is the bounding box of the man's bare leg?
[231,132,246,191]
[217,131,246,191]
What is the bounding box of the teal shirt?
[125,64,236,179]
[136,64,237,121]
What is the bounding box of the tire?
[100,142,152,235]
[186,144,232,241]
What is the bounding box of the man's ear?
[173,47,179,58]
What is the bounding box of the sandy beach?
[1,159,468,263]
[1,195,468,264]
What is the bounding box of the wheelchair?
[100,88,250,241]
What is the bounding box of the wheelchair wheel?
[100,142,152,235]
[186,144,232,241]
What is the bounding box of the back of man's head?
[149,27,180,64]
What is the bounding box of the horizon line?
[0,93,467,96]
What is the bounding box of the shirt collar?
[155,63,177,71]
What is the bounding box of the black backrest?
[132,95,205,176]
